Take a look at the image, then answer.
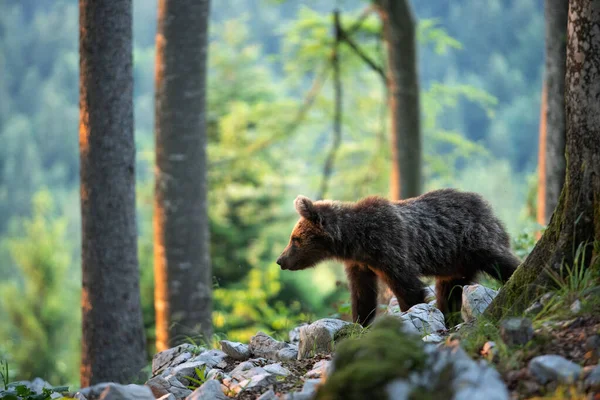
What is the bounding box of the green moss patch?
[315,317,436,400]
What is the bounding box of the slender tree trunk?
[538,0,569,226]
[79,0,146,386]
[154,0,212,351]
[375,0,422,201]
[537,81,548,231]
[486,0,600,320]
[374,0,421,307]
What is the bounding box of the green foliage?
[0,0,543,384]
[0,191,79,385]
[183,366,208,390]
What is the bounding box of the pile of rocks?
[66,283,599,400]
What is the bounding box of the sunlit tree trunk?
[486,0,600,320]
[374,0,422,306]
[79,0,146,386]
[537,81,548,230]
[375,0,422,201]
[538,0,569,226]
[153,0,212,351]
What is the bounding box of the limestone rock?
[219,340,250,361]
[152,344,198,376]
[389,303,446,336]
[145,375,193,400]
[157,394,176,400]
[528,355,582,384]
[76,383,155,400]
[263,362,291,377]
[171,361,209,386]
[422,333,444,343]
[500,317,533,346]
[584,364,600,391]
[250,331,297,361]
[304,359,331,379]
[230,373,276,395]
[186,380,228,400]
[277,345,299,361]
[297,318,351,359]
[190,349,228,369]
[289,324,308,345]
[461,284,498,322]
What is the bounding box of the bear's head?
[276,195,340,271]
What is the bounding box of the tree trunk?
[375,0,422,201]
[538,0,569,225]
[374,0,422,307]
[153,0,213,351]
[536,81,548,230]
[486,0,600,320]
[79,0,146,386]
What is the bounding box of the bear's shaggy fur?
[276,188,520,326]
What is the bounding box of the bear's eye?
[291,236,301,246]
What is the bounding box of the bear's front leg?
[345,263,378,327]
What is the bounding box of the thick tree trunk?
[538,0,569,225]
[375,0,422,201]
[79,0,146,386]
[154,0,213,351]
[486,0,600,320]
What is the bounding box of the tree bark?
[538,0,569,225]
[375,0,422,201]
[486,0,600,320]
[154,0,213,351]
[79,0,146,386]
[537,81,548,230]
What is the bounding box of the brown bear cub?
[276,188,520,327]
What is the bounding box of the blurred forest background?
[0,0,544,387]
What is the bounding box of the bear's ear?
[294,195,319,222]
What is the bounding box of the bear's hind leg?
[379,271,426,312]
[345,264,378,326]
[436,276,472,326]
[478,249,520,283]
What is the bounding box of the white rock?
[263,362,291,376]
[584,364,600,391]
[171,361,209,386]
[289,324,308,345]
[528,355,582,384]
[302,378,322,394]
[499,317,533,346]
[277,345,299,361]
[220,340,250,361]
[385,380,412,400]
[145,374,192,399]
[570,299,582,313]
[205,368,227,381]
[461,284,498,322]
[390,303,446,336]
[157,394,176,400]
[190,349,228,369]
[304,359,331,379]
[250,332,297,361]
[152,344,198,376]
[231,373,276,395]
[230,366,268,382]
[422,333,444,343]
[77,383,155,400]
[186,380,228,400]
[297,318,352,359]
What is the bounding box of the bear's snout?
[276,255,287,269]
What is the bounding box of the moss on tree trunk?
[485,0,600,320]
